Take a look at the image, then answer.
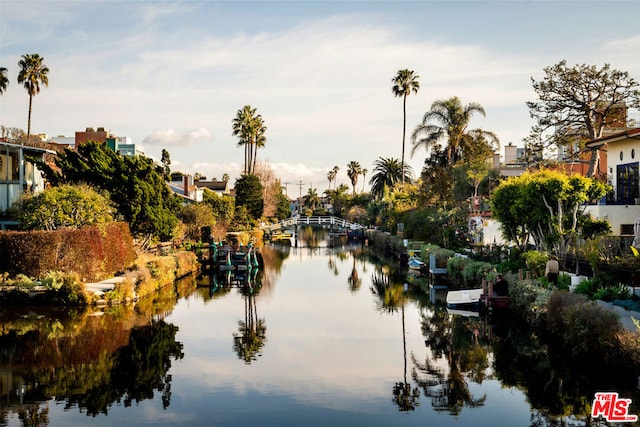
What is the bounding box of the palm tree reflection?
[371,270,420,411]
[413,307,487,415]
[233,288,267,364]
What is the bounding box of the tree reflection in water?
[233,287,267,364]
[370,269,420,411]
[414,306,487,415]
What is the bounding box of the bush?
[556,273,571,291]
[559,301,621,361]
[447,256,470,284]
[461,261,494,287]
[523,250,549,278]
[546,291,589,336]
[509,279,553,325]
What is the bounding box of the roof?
[586,127,640,149]
[197,180,229,191]
[0,141,58,155]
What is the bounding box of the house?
[196,180,230,196]
[584,127,640,237]
[167,174,203,203]
[76,127,142,157]
[0,141,57,229]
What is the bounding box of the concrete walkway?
[84,276,125,296]
[596,300,640,332]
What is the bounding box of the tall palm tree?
[392,69,420,184]
[17,54,49,138]
[331,165,339,189]
[232,105,267,175]
[361,168,368,192]
[369,157,413,199]
[346,161,362,195]
[327,169,337,191]
[0,67,9,95]
[411,96,495,166]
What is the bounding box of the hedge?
[0,222,135,281]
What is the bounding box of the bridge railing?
[261,215,366,232]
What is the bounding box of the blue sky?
[2,1,640,192]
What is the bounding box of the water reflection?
[414,306,488,415]
[1,233,638,426]
[232,287,267,364]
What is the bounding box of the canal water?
[0,231,637,426]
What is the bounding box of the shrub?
[447,256,470,284]
[509,279,553,325]
[556,273,571,291]
[560,302,621,360]
[546,291,589,336]
[432,248,455,268]
[462,261,494,287]
[523,250,549,278]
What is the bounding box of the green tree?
[327,166,339,191]
[392,69,420,184]
[161,149,171,179]
[203,189,235,224]
[179,203,217,241]
[17,53,49,138]
[304,187,321,212]
[39,141,180,240]
[347,161,362,195]
[10,184,114,231]
[369,157,413,200]
[234,174,264,220]
[411,96,496,166]
[0,66,8,95]
[232,105,267,175]
[274,192,291,220]
[527,60,640,177]
[491,169,610,265]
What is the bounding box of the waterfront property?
[0,141,56,229]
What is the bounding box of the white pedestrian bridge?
[260,215,367,233]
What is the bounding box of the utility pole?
[297,180,304,216]
[282,181,290,195]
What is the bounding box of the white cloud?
[143,127,212,146]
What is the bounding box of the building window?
[616,162,639,204]
[621,224,635,235]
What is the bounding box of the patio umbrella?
[633,217,640,248]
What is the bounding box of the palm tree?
[326,169,336,191]
[331,165,339,189]
[0,67,8,95]
[411,96,496,166]
[17,54,49,138]
[361,168,368,192]
[304,187,321,212]
[346,161,362,195]
[232,105,267,175]
[392,69,420,184]
[369,157,413,199]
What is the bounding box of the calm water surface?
[1,237,633,426]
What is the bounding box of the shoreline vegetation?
[0,250,199,307]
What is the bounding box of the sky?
[2,0,640,194]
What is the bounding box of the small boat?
[446,288,483,309]
[408,256,426,271]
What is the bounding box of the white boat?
[446,288,483,308]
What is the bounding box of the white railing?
[262,216,366,232]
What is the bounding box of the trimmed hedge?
[0,222,135,281]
